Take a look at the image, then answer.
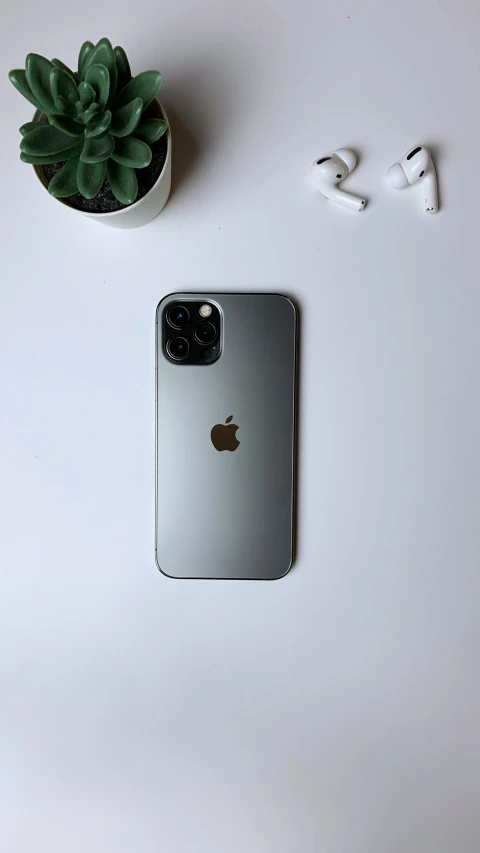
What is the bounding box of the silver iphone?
[155,293,297,579]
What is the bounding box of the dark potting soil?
[42,112,168,214]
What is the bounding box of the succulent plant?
[9,38,167,205]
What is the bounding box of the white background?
[1,1,480,851]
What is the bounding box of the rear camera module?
[167,337,190,361]
[167,305,190,329]
[194,321,217,346]
[162,300,222,366]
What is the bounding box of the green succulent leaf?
[77,159,106,199]
[20,141,83,165]
[21,124,82,156]
[107,160,138,205]
[85,64,110,111]
[114,70,161,111]
[110,98,143,138]
[78,41,94,77]
[133,118,167,144]
[83,38,117,103]
[54,96,77,116]
[9,69,42,111]
[84,103,102,126]
[110,136,152,168]
[52,58,77,82]
[85,110,112,137]
[19,121,40,137]
[81,134,115,163]
[50,67,78,106]
[114,46,131,93]
[25,54,56,113]
[48,113,84,136]
[48,156,80,197]
[78,81,95,108]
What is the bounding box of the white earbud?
[311,149,366,211]
[387,145,438,213]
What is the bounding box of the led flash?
[199,304,212,318]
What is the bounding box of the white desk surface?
[1,2,480,851]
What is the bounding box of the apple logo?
[211,415,240,452]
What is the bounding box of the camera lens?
[167,305,190,328]
[194,322,217,345]
[167,337,190,360]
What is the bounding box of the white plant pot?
[32,99,171,229]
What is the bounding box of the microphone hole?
[406,146,422,160]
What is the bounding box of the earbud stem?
[424,164,438,214]
[322,187,366,212]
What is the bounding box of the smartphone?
[155,293,297,579]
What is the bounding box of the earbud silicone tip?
[334,148,356,174]
[387,163,408,189]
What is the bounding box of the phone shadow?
[286,291,303,576]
